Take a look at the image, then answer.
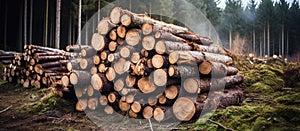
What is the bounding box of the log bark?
[81,46,96,58]
[168,65,199,78]
[175,33,213,45]
[91,73,113,92]
[98,18,117,35]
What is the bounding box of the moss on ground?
[189,56,300,131]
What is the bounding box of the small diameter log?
[119,100,130,112]
[98,64,107,73]
[98,18,117,35]
[130,53,140,64]
[131,101,142,113]
[169,51,205,65]
[113,58,131,75]
[125,29,142,46]
[202,52,233,65]
[152,55,167,69]
[87,85,94,97]
[128,109,138,118]
[153,107,165,122]
[91,33,107,51]
[119,46,135,58]
[199,61,238,76]
[109,29,117,41]
[117,25,126,38]
[29,45,65,53]
[151,69,167,87]
[164,85,180,100]
[125,74,136,88]
[61,75,70,87]
[70,70,91,85]
[175,33,213,45]
[155,31,187,43]
[121,13,131,26]
[88,97,98,110]
[66,44,81,52]
[79,58,93,70]
[105,67,116,82]
[100,51,109,61]
[148,95,158,106]
[67,60,80,71]
[108,92,119,103]
[35,55,66,63]
[168,65,199,78]
[155,40,191,55]
[114,78,124,92]
[108,53,121,63]
[108,41,118,52]
[93,55,101,65]
[137,77,156,94]
[104,106,114,115]
[141,23,153,35]
[183,74,244,93]
[91,73,113,92]
[143,106,153,119]
[76,99,87,111]
[142,36,156,51]
[81,46,96,57]
[99,95,108,106]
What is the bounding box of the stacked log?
[73,7,244,122]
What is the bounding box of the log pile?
[73,7,244,122]
[0,7,244,122]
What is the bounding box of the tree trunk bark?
[24,0,28,46]
[281,24,284,57]
[55,0,61,49]
[45,0,49,46]
[78,0,82,45]
[267,22,270,56]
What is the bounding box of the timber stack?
[0,7,245,122]
[73,7,244,122]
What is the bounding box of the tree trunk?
[78,0,82,44]
[229,28,232,50]
[267,22,270,56]
[24,0,28,46]
[98,0,100,21]
[253,27,256,55]
[4,0,7,50]
[55,0,61,49]
[263,26,266,56]
[29,0,33,43]
[45,0,49,46]
[281,24,284,57]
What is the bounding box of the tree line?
[0,0,299,58]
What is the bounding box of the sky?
[217,0,297,9]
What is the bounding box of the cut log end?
[153,107,165,122]
[143,106,153,119]
[121,14,131,26]
[155,41,166,55]
[173,97,196,121]
[125,29,141,46]
[117,25,126,38]
[142,23,153,35]
[110,7,121,24]
[183,78,199,94]
[91,33,105,51]
[153,69,167,87]
[165,85,179,99]
[142,36,156,51]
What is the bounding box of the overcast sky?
[217,0,297,9]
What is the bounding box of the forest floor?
[0,56,300,130]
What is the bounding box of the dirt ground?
[0,81,101,131]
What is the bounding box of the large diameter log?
[70,70,91,85]
[152,55,167,69]
[143,106,153,119]
[91,33,107,51]
[173,97,196,121]
[150,69,167,87]
[183,75,244,94]
[98,18,117,35]
[119,46,135,58]
[79,58,93,70]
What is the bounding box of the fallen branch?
[0,105,12,114]
[208,119,235,131]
